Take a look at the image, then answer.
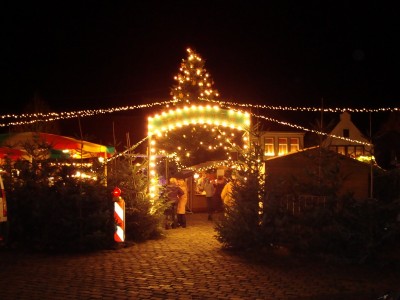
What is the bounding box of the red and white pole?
[112,187,125,242]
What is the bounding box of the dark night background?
[1,1,399,152]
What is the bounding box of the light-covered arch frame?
[147,104,251,200]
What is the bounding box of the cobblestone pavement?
[0,213,399,300]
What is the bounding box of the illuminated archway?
[147,104,251,200]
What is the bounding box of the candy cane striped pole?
[114,198,125,242]
[112,187,125,243]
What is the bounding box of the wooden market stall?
[176,160,231,213]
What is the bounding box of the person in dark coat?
[204,178,216,221]
[164,177,184,229]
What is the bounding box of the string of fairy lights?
[102,99,385,181]
[197,99,376,146]
[0,100,179,128]
[200,98,399,113]
[110,136,149,160]
[1,99,397,128]
[250,111,372,146]
[3,99,395,153]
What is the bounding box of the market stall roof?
[186,160,229,172]
[0,147,29,161]
[0,132,115,160]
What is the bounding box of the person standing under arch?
[214,175,226,213]
[177,178,188,228]
[221,176,237,208]
[165,177,184,229]
[204,178,216,221]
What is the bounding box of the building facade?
[322,111,372,159]
[252,131,306,159]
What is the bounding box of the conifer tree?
[157,48,242,169]
[170,48,220,104]
[214,142,267,249]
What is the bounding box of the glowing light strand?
[107,136,149,162]
[2,98,397,128]
[108,110,372,165]
[0,100,179,127]
[199,98,399,113]
[0,98,386,148]
[251,112,372,146]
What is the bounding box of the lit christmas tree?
[153,48,245,172]
[170,48,220,104]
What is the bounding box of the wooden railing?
[281,194,327,215]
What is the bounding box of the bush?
[215,144,267,249]
[2,153,166,252]
[4,162,115,252]
[107,155,166,242]
[260,195,400,264]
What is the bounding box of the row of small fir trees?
[214,144,400,265]
[0,154,168,253]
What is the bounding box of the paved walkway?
[0,213,398,300]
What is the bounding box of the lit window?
[290,137,299,152]
[264,137,274,156]
[278,138,287,156]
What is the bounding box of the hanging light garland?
[199,98,399,113]
[251,112,372,146]
[2,98,397,128]
[147,104,250,136]
[0,100,179,127]
[107,136,150,162]
[2,98,386,152]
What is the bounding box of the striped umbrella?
[0,132,115,160]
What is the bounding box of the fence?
[281,194,327,215]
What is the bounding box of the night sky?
[2,2,399,151]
